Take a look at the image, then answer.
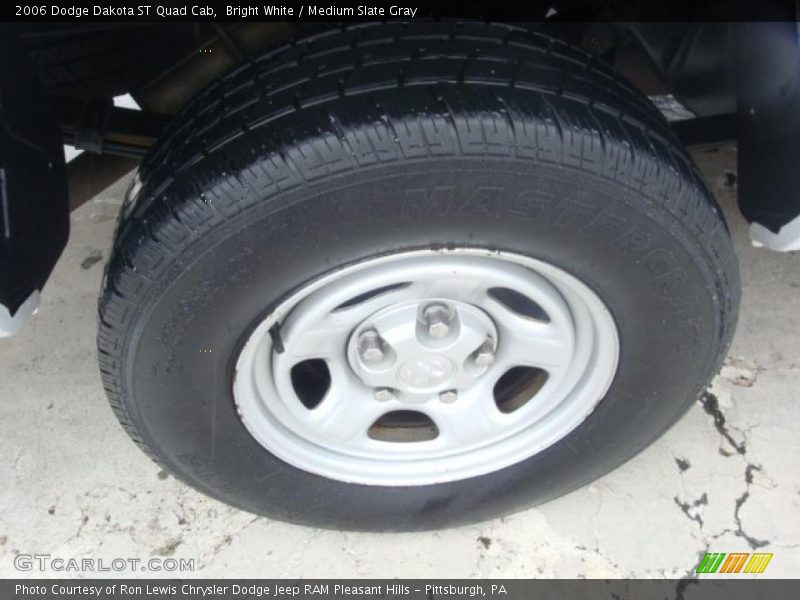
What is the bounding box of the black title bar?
[3,0,799,22]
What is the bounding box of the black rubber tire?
[98,22,739,531]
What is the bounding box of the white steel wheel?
[234,249,619,486]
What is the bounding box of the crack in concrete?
[693,390,772,553]
[699,391,746,455]
[733,464,770,549]
[664,388,773,586]
[673,493,708,528]
[674,457,691,472]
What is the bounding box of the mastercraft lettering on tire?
[98,22,739,530]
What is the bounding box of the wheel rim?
[233,249,619,486]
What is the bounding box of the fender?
[0,30,69,335]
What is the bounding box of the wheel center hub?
[398,355,454,389]
[347,299,499,400]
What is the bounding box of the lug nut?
[472,339,496,367]
[374,388,394,402]
[423,304,451,338]
[358,329,385,363]
[439,389,458,404]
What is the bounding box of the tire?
[98,22,739,531]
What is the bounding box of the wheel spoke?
[282,316,353,360]
[485,295,573,370]
[309,363,380,443]
[426,395,502,447]
[499,321,571,369]
[332,284,418,322]
[410,276,486,303]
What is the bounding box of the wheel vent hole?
[290,359,331,409]
[368,410,439,443]
[334,282,411,311]
[488,287,550,322]
[493,366,549,414]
